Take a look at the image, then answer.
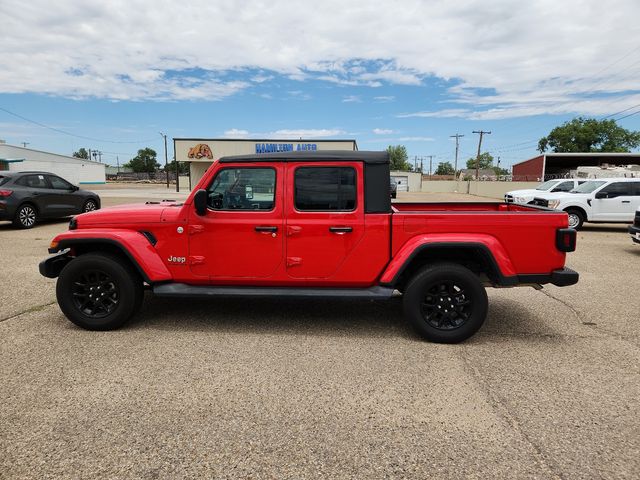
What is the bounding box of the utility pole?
[160,132,169,188]
[21,142,29,148]
[427,155,433,178]
[116,155,120,174]
[97,151,103,163]
[472,130,491,180]
[450,133,464,176]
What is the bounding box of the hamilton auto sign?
[255,143,317,154]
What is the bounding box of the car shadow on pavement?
[580,224,629,233]
[121,292,562,343]
[0,217,71,230]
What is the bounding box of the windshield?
[571,181,606,193]
[536,180,560,191]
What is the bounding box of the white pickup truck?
[531,177,640,229]
[505,179,584,204]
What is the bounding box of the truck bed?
[389,201,569,277]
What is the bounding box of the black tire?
[565,208,585,230]
[403,263,488,343]
[56,253,143,330]
[82,198,99,213]
[13,203,37,229]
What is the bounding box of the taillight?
[556,228,576,252]
[0,189,13,198]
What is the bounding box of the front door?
[285,163,365,279]
[188,163,284,279]
[46,175,81,215]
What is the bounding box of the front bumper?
[39,251,71,278]
[629,224,640,244]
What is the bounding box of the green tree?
[164,160,189,175]
[73,148,89,159]
[387,145,411,171]
[466,152,494,170]
[538,117,640,153]
[435,161,455,175]
[125,148,160,173]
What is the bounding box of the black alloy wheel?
[420,281,472,330]
[403,262,488,343]
[71,269,119,318]
[56,252,142,330]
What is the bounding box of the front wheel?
[56,253,143,330]
[403,263,488,343]
[565,208,585,230]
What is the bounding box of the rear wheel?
[13,204,37,229]
[56,253,143,330]
[403,263,488,343]
[565,208,585,230]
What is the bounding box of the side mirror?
[594,191,608,199]
[71,185,79,192]
[194,189,208,216]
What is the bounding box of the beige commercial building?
[174,138,358,189]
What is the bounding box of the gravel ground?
[1,189,639,479]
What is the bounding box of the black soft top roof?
[218,150,389,164]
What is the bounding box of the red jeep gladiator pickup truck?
[40,151,578,343]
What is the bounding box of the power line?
[0,106,160,144]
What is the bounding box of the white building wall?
[390,171,422,192]
[0,144,105,185]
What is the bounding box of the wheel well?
[563,206,586,219]
[392,246,501,292]
[17,201,38,214]
[70,242,147,283]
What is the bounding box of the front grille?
[531,197,548,207]
[634,212,640,228]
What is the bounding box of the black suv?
[0,171,100,228]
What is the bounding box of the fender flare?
[380,234,517,287]
[47,229,172,283]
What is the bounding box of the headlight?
[548,200,561,209]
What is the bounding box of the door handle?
[329,226,353,234]
[255,226,278,233]
[622,200,631,203]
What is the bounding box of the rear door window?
[0,176,8,186]
[294,167,356,211]
[17,174,49,188]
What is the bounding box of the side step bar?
[153,283,395,300]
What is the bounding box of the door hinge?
[189,255,206,266]
[189,225,205,235]
[286,257,302,267]
[287,225,302,236]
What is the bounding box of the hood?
[506,188,544,197]
[531,191,577,200]
[75,201,182,227]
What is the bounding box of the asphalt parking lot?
[1,187,639,479]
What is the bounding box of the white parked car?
[531,177,640,229]
[504,179,585,204]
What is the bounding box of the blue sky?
[2,0,640,172]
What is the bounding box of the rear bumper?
[516,267,579,287]
[629,225,640,244]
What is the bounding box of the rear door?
[285,162,365,279]
[15,174,56,217]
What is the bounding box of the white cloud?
[373,128,393,134]
[374,96,395,102]
[1,0,639,116]
[398,136,435,142]
[223,129,249,138]
[342,95,362,103]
